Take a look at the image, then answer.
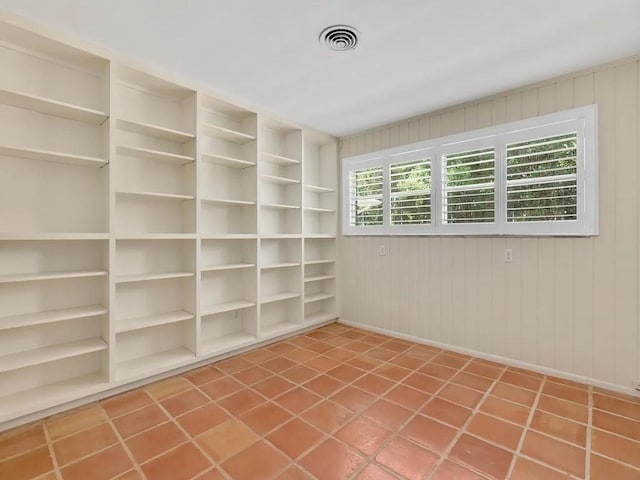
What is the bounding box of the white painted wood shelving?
[0,16,339,429]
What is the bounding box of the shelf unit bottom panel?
[260,321,302,340]
[0,373,107,424]
[116,347,195,382]
[201,332,256,357]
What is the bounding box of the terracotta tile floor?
[1,323,640,480]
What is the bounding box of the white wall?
[339,56,640,393]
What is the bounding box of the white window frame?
[342,105,598,236]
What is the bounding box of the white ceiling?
[1,0,639,137]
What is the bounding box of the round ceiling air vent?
[319,25,360,51]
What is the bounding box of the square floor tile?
[0,424,46,460]
[112,404,168,439]
[141,443,211,480]
[466,413,523,450]
[449,434,512,480]
[299,438,366,480]
[336,417,391,455]
[362,399,413,430]
[53,423,118,466]
[176,403,229,437]
[274,387,323,414]
[160,389,209,417]
[241,402,292,435]
[222,440,289,480]
[60,444,132,480]
[401,415,457,454]
[218,388,266,416]
[0,445,53,480]
[520,430,585,477]
[126,422,187,464]
[376,436,438,480]
[302,400,353,433]
[196,419,259,462]
[266,418,324,459]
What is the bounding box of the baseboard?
[339,318,640,399]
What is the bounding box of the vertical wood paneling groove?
[338,57,640,391]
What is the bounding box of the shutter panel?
[506,132,577,222]
[390,158,431,225]
[442,147,495,224]
[349,166,384,226]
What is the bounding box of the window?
[390,158,431,226]
[342,105,597,236]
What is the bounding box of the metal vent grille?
[319,25,359,51]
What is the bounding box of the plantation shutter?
[349,165,384,226]
[506,132,578,222]
[442,147,495,224]
[390,158,431,225]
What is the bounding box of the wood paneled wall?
[338,56,640,393]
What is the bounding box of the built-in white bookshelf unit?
[113,66,197,236]
[113,239,196,381]
[200,239,258,354]
[259,118,303,235]
[304,238,338,323]
[0,16,338,429]
[304,131,338,237]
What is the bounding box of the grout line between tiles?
[42,422,63,480]
[585,384,593,480]
[504,368,546,479]
[425,361,506,480]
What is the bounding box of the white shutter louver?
[506,132,577,222]
[390,158,431,225]
[349,166,383,226]
[442,147,495,224]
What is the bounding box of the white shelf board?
[116,145,194,165]
[117,118,195,143]
[115,234,197,240]
[304,234,336,239]
[116,310,194,333]
[304,292,335,303]
[260,321,300,339]
[202,300,255,316]
[201,234,257,240]
[304,274,335,283]
[0,233,109,240]
[305,312,338,324]
[115,272,194,284]
[305,207,335,213]
[0,88,108,124]
[305,184,335,193]
[260,292,300,304]
[201,197,255,206]
[260,262,300,270]
[117,347,195,381]
[262,174,300,185]
[0,145,107,167]
[0,305,107,332]
[261,203,300,210]
[202,123,255,144]
[0,269,107,284]
[0,338,108,374]
[305,259,336,265]
[260,234,302,239]
[201,332,256,356]
[261,152,300,165]
[201,263,255,272]
[0,373,107,425]
[116,190,195,201]
[201,153,255,168]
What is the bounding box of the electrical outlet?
[504,248,513,263]
[379,245,386,256]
